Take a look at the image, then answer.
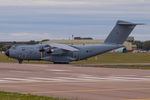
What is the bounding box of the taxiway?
[0,63,150,100]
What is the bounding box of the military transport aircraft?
[5,20,142,64]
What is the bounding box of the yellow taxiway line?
[127,98,150,100]
[1,81,150,88]
[23,87,150,94]
[0,81,128,87]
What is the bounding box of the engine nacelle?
[50,48,65,55]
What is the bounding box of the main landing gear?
[18,59,23,64]
[53,62,69,64]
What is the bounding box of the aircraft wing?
[48,43,79,51]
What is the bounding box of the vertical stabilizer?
[104,20,142,44]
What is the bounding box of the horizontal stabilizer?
[48,43,79,51]
[118,20,144,25]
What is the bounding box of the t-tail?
[104,20,143,44]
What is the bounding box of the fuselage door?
[73,51,79,60]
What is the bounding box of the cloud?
[0,24,148,41]
[0,0,149,41]
[0,0,85,6]
[0,0,149,7]
[11,32,51,38]
[1,33,52,41]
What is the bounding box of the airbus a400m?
[5,20,142,64]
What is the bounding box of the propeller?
[46,47,52,53]
[39,45,53,59]
[8,57,11,61]
[39,46,45,60]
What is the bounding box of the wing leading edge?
[48,43,79,52]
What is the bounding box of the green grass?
[0,91,68,100]
[74,53,150,63]
[1,52,150,64]
[0,53,52,64]
[0,53,17,63]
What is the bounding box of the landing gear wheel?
[18,59,23,64]
[53,62,69,64]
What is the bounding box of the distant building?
[124,36,137,51]
[124,41,137,51]
[74,37,93,40]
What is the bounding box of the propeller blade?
[41,52,43,60]
[8,57,11,61]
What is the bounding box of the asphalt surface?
[79,63,150,66]
[0,63,150,100]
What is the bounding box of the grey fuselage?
[8,43,122,63]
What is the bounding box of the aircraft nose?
[5,50,9,57]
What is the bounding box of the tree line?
[0,40,39,51]
[133,40,150,50]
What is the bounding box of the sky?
[0,0,149,41]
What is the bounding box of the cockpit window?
[22,47,25,51]
[44,45,50,47]
[11,45,16,50]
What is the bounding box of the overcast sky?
[0,0,149,41]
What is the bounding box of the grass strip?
[0,91,69,100]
